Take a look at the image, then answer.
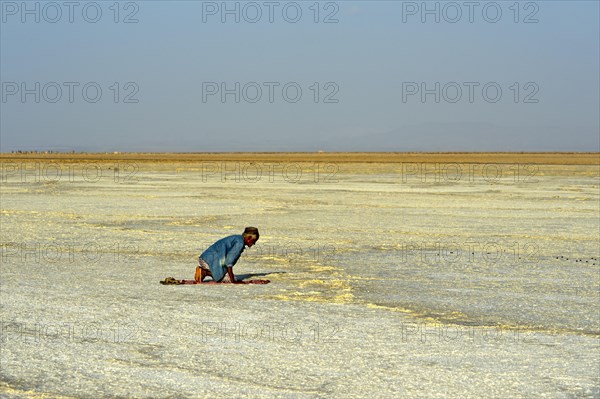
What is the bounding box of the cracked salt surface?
[1,163,598,398]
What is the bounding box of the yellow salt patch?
[308,265,337,273]
[366,303,413,314]
[260,261,358,303]
[364,302,452,326]
[299,279,325,286]
[267,291,354,304]
[260,256,289,262]
[0,383,77,399]
[265,272,355,304]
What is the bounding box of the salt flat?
[1,155,598,398]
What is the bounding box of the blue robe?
[200,235,245,282]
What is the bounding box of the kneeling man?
[195,227,259,283]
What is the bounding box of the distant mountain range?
[2,123,597,152]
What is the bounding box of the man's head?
[242,226,259,247]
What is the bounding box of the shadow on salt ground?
[236,271,287,281]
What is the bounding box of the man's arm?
[224,239,245,268]
[226,266,237,283]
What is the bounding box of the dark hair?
[243,226,259,239]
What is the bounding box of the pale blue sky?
[1,1,598,151]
